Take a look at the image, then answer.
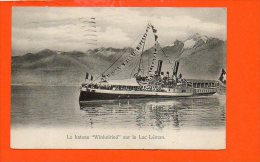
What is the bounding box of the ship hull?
[79,88,216,102]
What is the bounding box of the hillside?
[12,34,226,85]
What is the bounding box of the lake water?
[11,85,226,130]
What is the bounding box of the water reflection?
[11,86,225,130]
[79,95,225,130]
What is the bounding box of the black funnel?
[173,61,179,76]
[156,60,163,75]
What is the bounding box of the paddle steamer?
[79,23,219,101]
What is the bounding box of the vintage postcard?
[11,7,226,149]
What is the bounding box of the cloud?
[12,7,226,56]
[98,27,131,47]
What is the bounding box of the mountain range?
[12,33,226,85]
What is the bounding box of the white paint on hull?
[83,88,193,97]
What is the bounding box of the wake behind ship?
[79,23,220,102]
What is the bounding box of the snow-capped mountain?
[183,33,209,49]
[11,34,226,84]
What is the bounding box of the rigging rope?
[90,26,149,83]
[91,23,176,83]
[137,37,146,76]
[130,54,142,77]
[91,49,130,83]
[103,24,151,79]
[157,42,174,69]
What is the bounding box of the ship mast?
[136,36,146,76]
[93,23,163,82]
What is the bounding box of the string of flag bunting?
[148,24,159,76]
[148,43,158,76]
[104,24,152,79]
[150,24,174,70]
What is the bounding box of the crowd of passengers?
[84,84,162,91]
[82,81,190,92]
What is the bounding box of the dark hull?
[79,90,216,102]
[194,92,217,96]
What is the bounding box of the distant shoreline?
[11,83,80,87]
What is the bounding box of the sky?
[12,7,226,56]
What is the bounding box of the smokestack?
[156,60,163,75]
[173,61,179,76]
